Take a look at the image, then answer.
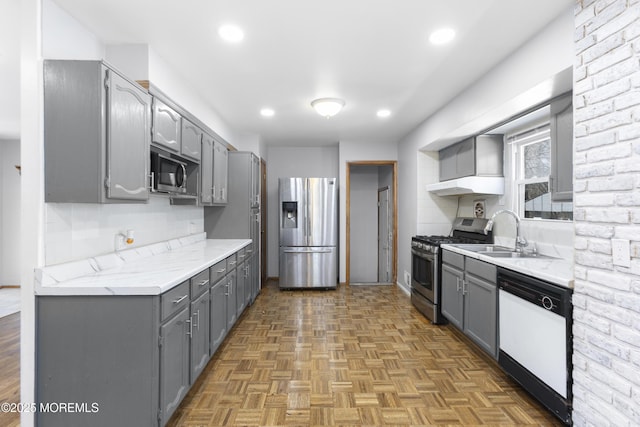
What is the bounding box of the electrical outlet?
[612,239,631,267]
[404,271,411,286]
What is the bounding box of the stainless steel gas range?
[411,217,493,324]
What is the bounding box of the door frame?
[377,186,392,283]
[346,161,398,285]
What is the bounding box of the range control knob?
[541,295,554,310]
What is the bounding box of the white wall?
[0,140,21,285]
[0,0,21,139]
[397,7,574,288]
[265,145,339,277]
[338,140,397,282]
[349,166,379,282]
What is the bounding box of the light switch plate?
[612,239,631,267]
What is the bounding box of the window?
[510,123,573,220]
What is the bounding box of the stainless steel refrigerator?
[279,177,338,289]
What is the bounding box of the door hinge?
[158,335,164,348]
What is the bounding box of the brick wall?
[573,1,640,425]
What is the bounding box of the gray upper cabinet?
[152,98,181,153]
[44,60,151,203]
[439,135,503,182]
[181,118,202,162]
[213,139,229,204]
[200,133,215,205]
[550,93,573,202]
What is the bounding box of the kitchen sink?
[477,250,555,259]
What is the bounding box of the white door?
[377,188,391,283]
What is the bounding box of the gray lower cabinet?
[441,250,498,359]
[226,269,238,329]
[190,290,211,382]
[44,60,151,203]
[441,261,464,330]
[210,277,228,356]
[160,305,191,426]
[35,247,251,427]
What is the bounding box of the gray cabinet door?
[210,278,228,355]
[439,137,475,181]
[236,261,247,315]
[244,262,253,307]
[200,134,214,205]
[250,153,260,208]
[441,263,464,329]
[226,269,238,329]
[106,69,151,201]
[550,93,573,201]
[213,140,228,203]
[250,253,260,302]
[463,273,497,358]
[190,290,211,382]
[181,118,202,162]
[159,306,190,426]
[152,98,181,153]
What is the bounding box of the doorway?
[0,139,21,318]
[346,161,397,285]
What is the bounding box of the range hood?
[426,176,504,196]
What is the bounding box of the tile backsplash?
[45,195,204,265]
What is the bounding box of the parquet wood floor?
[0,312,20,427]
[168,281,564,426]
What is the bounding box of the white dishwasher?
[497,268,572,425]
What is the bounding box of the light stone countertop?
[440,243,574,289]
[35,233,251,296]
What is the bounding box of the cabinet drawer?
[210,259,227,284]
[236,248,247,265]
[226,253,238,272]
[442,250,464,270]
[161,280,190,321]
[244,243,254,259]
[465,258,496,283]
[190,269,210,298]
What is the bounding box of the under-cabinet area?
[34,237,256,427]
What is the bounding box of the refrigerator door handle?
[283,249,332,254]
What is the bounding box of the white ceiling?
[1,0,572,145]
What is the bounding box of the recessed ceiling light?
[429,28,455,45]
[260,108,275,117]
[377,109,391,118]
[218,24,244,43]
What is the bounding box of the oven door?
[411,248,436,302]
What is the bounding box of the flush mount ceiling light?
[429,27,455,45]
[376,109,391,118]
[311,98,345,118]
[218,24,244,43]
[260,108,275,117]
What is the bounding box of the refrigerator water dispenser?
[282,201,298,228]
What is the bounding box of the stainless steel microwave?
[150,151,187,194]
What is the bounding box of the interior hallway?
[0,312,20,427]
[168,281,562,426]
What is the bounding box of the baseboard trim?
[0,285,20,289]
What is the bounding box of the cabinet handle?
[224,283,229,296]
[462,280,467,295]
[173,295,188,304]
[186,318,192,337]
[198,279,209,287]
[194,310,200,331]
[229,261,237,266]
[148,173,155,191]
[216,268,226,274]
[456,277,461,292]
[221,187,225,201]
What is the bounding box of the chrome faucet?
[484,209,528,251]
